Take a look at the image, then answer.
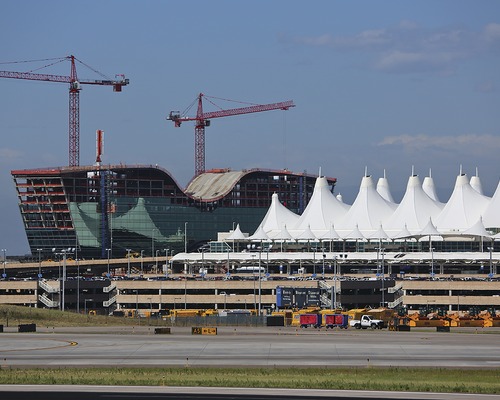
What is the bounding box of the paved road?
[0,326,499,368]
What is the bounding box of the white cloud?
[294,21,499,74]
[378,134,500,154]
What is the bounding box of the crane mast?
[0,55,129,166]
[168,93,295,176]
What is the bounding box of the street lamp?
[53,248,75,312]
[126,249,131,277]
[84,298,93,315]
[36,248,43,278]
[184,222,188,253]
[322,252,326,279]
[430,247,435,279]
[155,249,160,273]
[140,250,144,275]
[164,249,169,278]
[1,249,6,279]
[134,289,139,318]
[488,247,494,279]
[332,255,338,310]
[106,248,111,276]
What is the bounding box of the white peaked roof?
[293,176,349,233]
[422,170,440,202]
[482,179,500,228]
[376,170,396,203]
[470,168,484,195]
[461,217,491,238]
[434,174,491,232]
[338,175,397,233]
[336,193,344,203]
[260,193,299,236]
[342,224,366,240]
[417,218,442,242]
[226,224,247,240]
[248,225,270,241]
[367,224,391,240]
[384,175,444,234]
[391,224,414,240]
[320,224,342,240]
[271,224,295,241]
[293,225,317,240]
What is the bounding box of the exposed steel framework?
[0,55,129,167]
[168,93,295,177]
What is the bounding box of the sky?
[1,0,499,256]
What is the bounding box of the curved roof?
[482,179,500,229]
[259,193,299,236]
[376,171,395,203]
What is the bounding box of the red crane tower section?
[167,93,295,177]
[0,55,129,167]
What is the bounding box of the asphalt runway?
[0,326,499,368]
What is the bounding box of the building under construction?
[11,165,336,259]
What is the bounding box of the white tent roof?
[247,225,270,241]
[482,179,500,229]
[434,173,491,232]
[337,175,397,234]
[293,225,317,241]
[260,193,299,236]
[376,170,396,203]
[461,217,492,238]
[422,170,440,202]
[271,224,295,241]
[366,224,391,240]
[319,224,342,240]
[417,218,442,237]
[384,175,444,234]
[390,224,414,240]
[342,224,366,240]
[293,176,349,234]
[470,168,484,195]
[226,223,248,240]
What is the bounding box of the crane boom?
[167,93,295,176]
[0,55,129,166]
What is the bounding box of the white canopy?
[293,176,349,234]
[376,170,396,203]
[247,225,270,241]
[482,179,500,229]
[260,193,299,237]
[226,223,247,240]
[434,173,490,232]
[384,175,444,234]
[337,174,397,234]
[422,169,441,202]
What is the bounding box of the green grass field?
[0,367,498,394]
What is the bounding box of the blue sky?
[1,1,499,255]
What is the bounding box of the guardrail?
[103,283,116,293]
[103,295,117,307]
[38,279,59,294]
[39,293,59,308]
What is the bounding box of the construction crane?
[0,55,129,167]
[167,93,295,176]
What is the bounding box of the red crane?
[167,93,295,176]
[0,55,129,167]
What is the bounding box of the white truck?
[349,315,385,329]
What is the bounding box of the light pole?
[258,248,262,316]
[184,222,188,253]
[152,228,156,257]
[381,249,385,307]
[37,248,43,278]
[322,252,326,279]
[164,249,169,278]
[84,298,93,315]
[174,297,181,310]
[126,248,131,277]
[1,249,6,279]
[106,248,111,276]
[488,247,494,278]
[140,250,144,275]
[135,290,139,318]
[155,249,160,273]
[332,255,338,310]
[430,247,435,279]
